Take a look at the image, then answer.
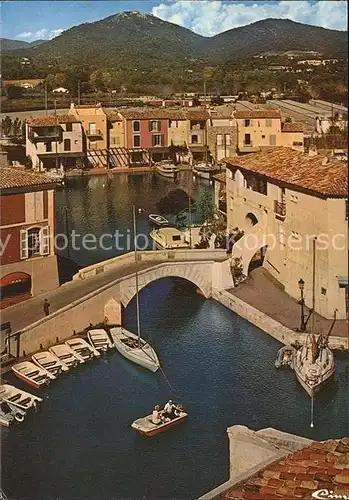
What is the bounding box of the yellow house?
[69,103,108,151]
[167,110,188,148]
[224,147,348,320]
[105,110,125,148]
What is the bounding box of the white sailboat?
[111,205,160,372]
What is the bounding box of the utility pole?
[78,81,81,106]
[54,99,59,173]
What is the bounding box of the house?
[185,108,210,163]
[0,168,59,309]
[26,115,84,172]
[207,106,237,163]
[224,147,348,320]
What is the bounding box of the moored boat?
[156,161,179,179]
[49,343,81,367]
[11,361,51,389]
[149,227,190,250]
[131,406,188,436]
[148,214,169,227]
[32,351,67,376]
[0,384,42,411]
[66,337,100,361]
[87,329,113,353]
[0,400,26,424]
[110,326,160,372]
[193,163,216,180]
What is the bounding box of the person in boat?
[163,399,175,418]
[151,405,161,425]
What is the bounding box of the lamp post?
[298,278,306,332]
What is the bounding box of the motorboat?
[110,326,160,373]
[32,351,68,376]
[294,334,335,397]
[131,406,188,436]
[275,345,296,369]
[0,384,42,411]
[65,337,100,361]
[11,361,51,389]
[193,163,217,180]
[49,343,81,367]
[148,214,169,227]
[156,161,179,179]
[149,227,190,250]
[87,329,114,353]
[0,400,26,425]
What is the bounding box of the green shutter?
[158,120,161,131]
[149,121,152,132]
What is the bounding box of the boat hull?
[115,344,159,372]
[110,327,160,372]
[193,169,211,180]
[156,169,177,179]
[12,370,43,390]
[132,413,187,436]
[295,365,335,397]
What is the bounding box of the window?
[170,120,179,128]
[66,123,73,132]
[46,142,52,152]
[89,123,96,134]
[64,139,71,151]
[172,235,181,241]
[152,134,164,147]
[191,134,198,144]
[20,226,50,259]
[225,134,231,146]
[217,134,223,146]
[111,137,120,146]
[244,119,251,127]
[133,121,140,132]
[262,135,266,139]
[149,120,161,132]
[269,134,277,146]
[133,135,140,147]
[265,119,272,127]
[244,133,251,146]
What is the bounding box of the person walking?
[43,299,50,316]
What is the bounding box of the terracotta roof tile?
[282,122,305,132]
[234,110,281,119]
[118,108,186,120]
[0,167,57,190]
[28,115,79,126]
[185,108,210,120]
[222,437,349,500]
[225,147,348,197]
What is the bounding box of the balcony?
[29,127,61,143]
[86,129,103,139]
[274,200,286,220]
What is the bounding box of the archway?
[247,244,268,274]
[0,272,32,309]
[245,212,258,228]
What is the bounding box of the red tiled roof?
[225,147,348,197]
[282,122,305,132]
[234,110,281,119]
[0,167,58,190]
[118,108,186,120]
[28,115,80,126]
[222,438,349,500]
[104,110,123,121]
[185,108,210,120]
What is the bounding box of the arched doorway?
[245,212,258,228]
[0,272,32,309]
[248,244,268,274]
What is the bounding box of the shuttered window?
[40,226,50,255]
[20,230,28,260]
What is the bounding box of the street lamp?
[298,278,306,332]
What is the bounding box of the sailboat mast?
[132,205,141,346]
[311,237,317,334]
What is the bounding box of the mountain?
[2,13,347,67]
[1,38,48,52]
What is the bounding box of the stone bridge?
[7,249,233,357]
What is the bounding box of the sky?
[1,0,347,42]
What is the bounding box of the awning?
[37,152,84,158]
[188,145,208,152]
[0,272,31,287]
[149,147,169,153]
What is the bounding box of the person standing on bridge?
[43,299,50,317]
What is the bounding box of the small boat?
[148,214,169,227]
[156,161,179,179]
[87,329,113,353]
[110,326,160,372]
[131,407,188,436]
[32,351,67,376]
[49,343,81,367]
[65,337,100,361]
[11,361,51,389]
[0,400,26,425]
[193,163,216,180]
[275,345,296,369]
[149,227,190,250]
[0,384,42,411]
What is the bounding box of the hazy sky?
[2,0,347,41]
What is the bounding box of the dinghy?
[148,214,169,227]
[87,329,113,353]
[0,400,26,424]
[65,338,100,361]
[32,351,68,376]
[49,343,81,367]
[131,406,187,436]
[0,384,42,411]
[11,361,51,389]
[110,326,160,372]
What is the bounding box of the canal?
[2,173,349,499]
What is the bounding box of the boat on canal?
[0,400,26,425]
[131,405,188,436]
[148,214,169,227]
[87,329,114,353]
[11,361,52,389]
[149,227,190,249]
[32,351,68,376]
[192,163,216,180]
[65,338,100,361]
[0,384,42,411]
[110,326,160,373]
[155,161,179,179]
[49,343,81,367]
[275,345,296,369]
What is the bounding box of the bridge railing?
[73,249,228,280]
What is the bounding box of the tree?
[230,256,246,286]
[195,187,214,224]
[7,85,23,99]
[25,155,33,170]
[12,118,22,136]
[1,116,12,136]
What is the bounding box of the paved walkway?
[228,268,348,338]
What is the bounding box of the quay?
[2,250,348,369]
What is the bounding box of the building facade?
[224,148,348,320]
[69,103,108,151]
[207,107,237,163]
[0,168,59,309]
